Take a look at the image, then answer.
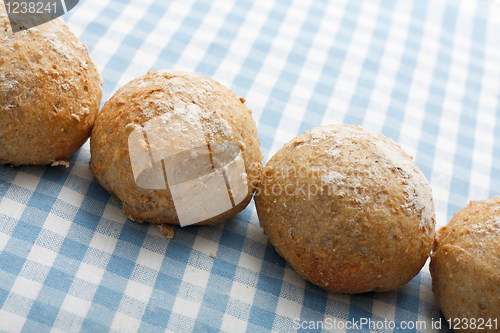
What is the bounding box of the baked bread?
[90,70,262,226]
[0,4,102,165]
[431,197,500,333]
[255,124,435,293]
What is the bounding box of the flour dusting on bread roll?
[0,4,102,165]
[255,124,435,293]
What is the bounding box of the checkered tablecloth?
[1,0,500,332]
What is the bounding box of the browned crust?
[255,124,435,293]
[89,70,263,225]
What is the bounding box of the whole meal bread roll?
[0,4,102,165]
[431,197,500,333]
[255,124,435,293]
[90,70,263,226]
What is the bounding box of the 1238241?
[3,0,79,33]
[5,1,59,14]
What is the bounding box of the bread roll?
[0,4,102,165]
[90,70,262,226]
[431,197,500,333]
[255,124,435,293]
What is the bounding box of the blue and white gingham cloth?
[1,0,500,331]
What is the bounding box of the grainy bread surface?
[90,70,263,225]
[255,124,435,294]
[431,197,500,333]
[0,4,102,165]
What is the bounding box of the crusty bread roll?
[0,4,102,165]
[90,70,263,226]
[255,124,435,293]
[431,197,500,333]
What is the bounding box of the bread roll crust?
[431,197,500,332]
[0,5,102,165]
[255,125,435,293]
[90,70,262,225]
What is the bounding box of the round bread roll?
[255,124,435,293]
[90,70,263,226]
[431,197,500,332]
[0,5,103,165]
